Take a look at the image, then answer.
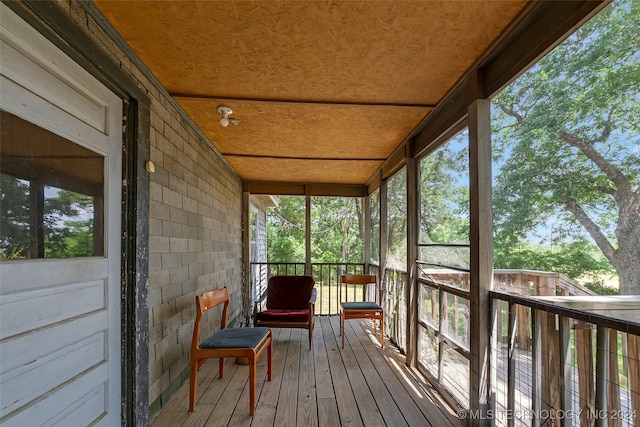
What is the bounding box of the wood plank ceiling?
[93,1,529,188]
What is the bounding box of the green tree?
[266,195,365,264]
[266,196,306,262]
[0,175,30,259]
[492,0,640,294]
[311,197,363,263]
[420,137,470,245]
[43,188,95,258]
[386,169,407,270]
[0,175,96,259]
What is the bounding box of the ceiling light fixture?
[217,105,239,127]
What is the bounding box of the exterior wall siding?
[53,0,245,417]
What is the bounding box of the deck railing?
[416,269,609,417]
[491,292,640,427]
[250,263,638,426]
[249,262,408,350]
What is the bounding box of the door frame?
[5,2,151,425]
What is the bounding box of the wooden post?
[468,95,493,425]
[547,313,562,427]
[596,325,610,427]
[627,334,640,427]
[507,301,516,427]
[431,287,438,320]
[517,305,530,350]
[608,330,621,427]
[305,193,311,275]
[380,181,388,334]
[407,153,419,366]
[559,316,572,427]
[243,191,251,326]
[576,326,595,427]
[364,193,371,272]
[532,308,542,427]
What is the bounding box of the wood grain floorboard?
[150,317,464,427]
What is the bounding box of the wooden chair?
[189,287,272,415]
[253,275,316,350]
[339,274,384,349]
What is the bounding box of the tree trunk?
[612,243,640,295]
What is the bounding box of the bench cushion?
[255,309,310,323]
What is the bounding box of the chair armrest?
[254,291,268,316]
[255,291,267,304]
[309,288,317,305]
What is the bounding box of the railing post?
[559,316,572,427]
[595,325,609,427]
[576,324,595,427]
[489,295,499,426]
[439,286,446,384]
[628,334,640,426]
[507,301,516,427]
[532,307,542,427]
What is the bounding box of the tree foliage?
[266,195,364,263]
[266,196,306,263]
[492,0,640,294]
[420,136,470,245]
[0,174,97,259]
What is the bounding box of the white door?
[0,5,122,425]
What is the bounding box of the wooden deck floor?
[151,316,463,427]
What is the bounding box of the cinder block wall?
[55,0,245,418]
[146,104,244,413]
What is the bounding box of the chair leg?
[309,325,313,350]
[341,313,345,349]
[380,315,384,349]
[249,353,256,416]
[219,357,224,378]
[189,357,198,413]
[267,335,272,381]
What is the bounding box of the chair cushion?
[255,309,310,323]
[341,302,382,310]
[266,275,315,310]
[201,327,270,349]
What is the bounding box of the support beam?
[305,194,311,275]
[243,191,251,325]
[364,194,371,270]
[380,181,389,333]
[243,182,367,198]
[406,154,419,366]
[468,97,493,426]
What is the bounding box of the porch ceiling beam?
[224,154,385,162]
[171,93,436,109]
[411,0,608,157]
[244,181,367,198]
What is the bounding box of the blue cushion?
[341,302,382,310]
[201,327,270,349]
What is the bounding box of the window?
[1,111,104,260]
